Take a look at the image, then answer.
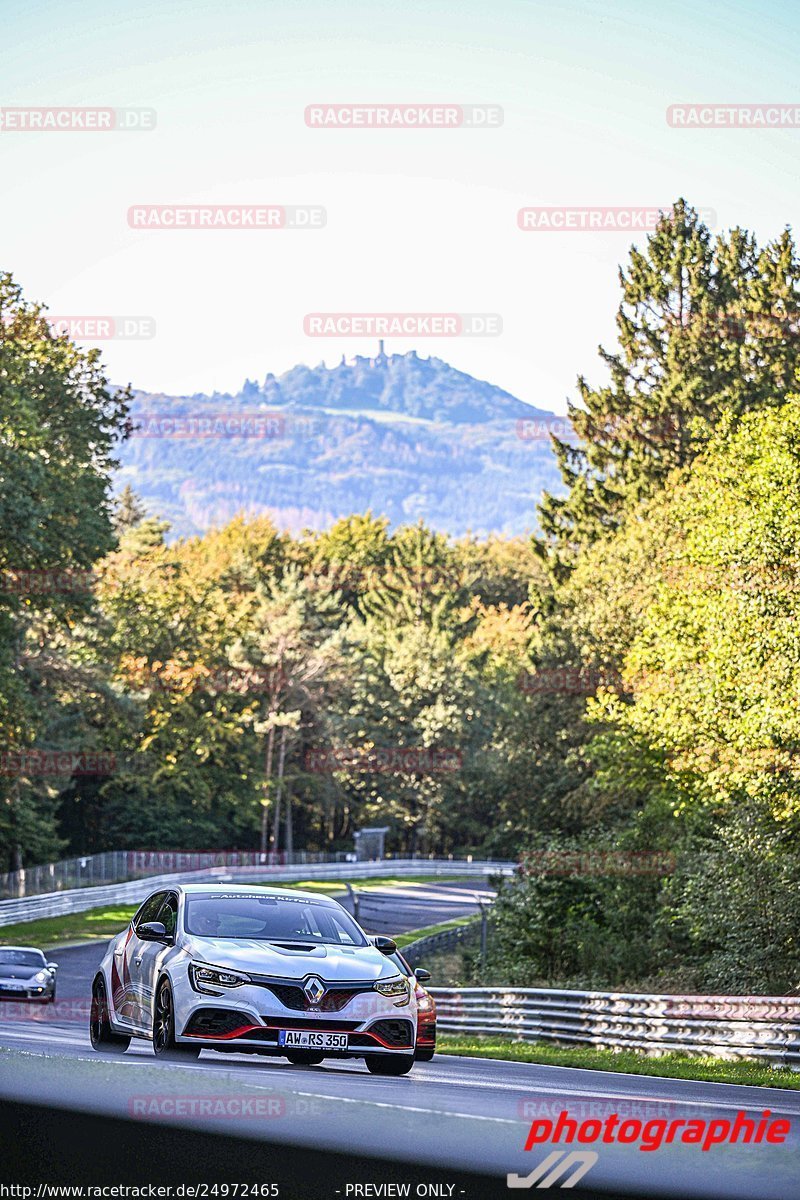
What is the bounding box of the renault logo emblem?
[303,976,325,1005]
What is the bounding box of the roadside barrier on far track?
[0,859,513,928]
[429,986,800,1065]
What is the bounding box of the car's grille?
[363,1019,414,1048]
[262,983,370,1012]
[259,1016,362,1032]
[239,1028,280,1043]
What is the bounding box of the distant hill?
[116,349,568,538]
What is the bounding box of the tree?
[0,273,130,584]
[227,566,343,855]
[113,485,148,533]
[298,512,391,615]
[538,201,800,575]
[549,388,800,990]
[0,272,129,872]
[360,521,474,633]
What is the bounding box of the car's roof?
[0,945,45,954]
[174,882,340,906]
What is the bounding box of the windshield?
[184,893,368,946]
[0,949,45,968]
[387,949,413,976]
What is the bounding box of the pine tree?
[537,200,800,576]
[113,485,148,532]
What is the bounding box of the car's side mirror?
[373,936,397,955]
[414,967,431,982]
[46,962,58,971]
[137,921,171,943]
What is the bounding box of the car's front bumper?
[181,1008,415,1054]
[174,978,416,1055]
[0,982,54,1001]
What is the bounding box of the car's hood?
[0,966,43,980]
[182,937,397,983]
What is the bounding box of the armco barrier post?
[345,882,360,921]
[479,901,488,969]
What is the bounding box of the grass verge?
[437,1035,800,1089]
[394,915,477,950]
[0,906,138,949]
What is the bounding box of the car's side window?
[133,891,166,933]
[155,892,178,938]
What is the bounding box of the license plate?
[278,1030,348,1050]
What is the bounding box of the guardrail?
[401,918,481,965]
[0,860,513,929]
[428,986,800,1064]
[0,848,354,899]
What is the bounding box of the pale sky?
[2,0,799,413]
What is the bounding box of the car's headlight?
[416,991,434,1012]
[374,975,410,1005]
[33,970,50,984]
[189,963,251,993]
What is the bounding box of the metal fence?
[428,986,800,1065]
[0,848,356,899]
[1,851,129,899]
[0,859,514,929]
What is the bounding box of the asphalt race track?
[1,885,799,1199]
[338,878,493,933]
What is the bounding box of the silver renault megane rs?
[90,884,419,1074]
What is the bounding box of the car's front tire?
[364,1053,415,1076]
[284,1050,325,1066]
[415,1047,435,1062]
[153,978,201,1059]
[90,977,130,1053]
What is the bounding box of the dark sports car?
[0,946,58,1003]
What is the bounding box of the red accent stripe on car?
[184,1024,261,1040]
[184,1025,413,1050]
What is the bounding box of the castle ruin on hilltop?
[338,341,425,368]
